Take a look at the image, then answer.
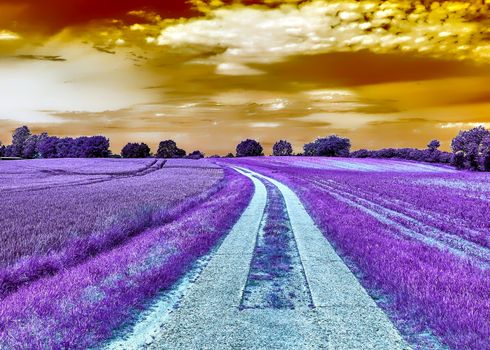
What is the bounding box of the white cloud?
[157,0,487,65]
[0,30,21,41]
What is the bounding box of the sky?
[0,0,489,155]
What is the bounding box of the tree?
[427,139,441,151]
[38,136,60,158]
[236,139,264,157]
[187,150,204,159]
[303,135,351,157]
[451,126,490,171]
[452,151,465,170]
[0,142,4,157]
[272,140,293,156]
[156,140,186,158]
[11,126,31,157]
[121,143,151,158]
[479,135,490,171]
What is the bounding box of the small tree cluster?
[37,136,111,158]
[451,126,490,171]
[121,143,151,158]
[350,141,452,164]
[236,139,264,157]
[187,150,205,159]
[272,140,293,156]
[156,140,186,158]
[304,135,351,157]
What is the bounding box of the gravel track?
[117,166,410,349]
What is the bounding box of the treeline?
[0,126,110,159]
[1,125,490,171]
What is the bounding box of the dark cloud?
[0,0,199,33]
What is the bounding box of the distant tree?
[479,135,490,171]
[427,139,441,151]
[225,153,235,158]
[187,150,204,160]
[452,151,465,170]
[272,140,293,156]
[304,135,351,157]
[81,136,111,158]
[156,140,186,158]
[0,142,4,157]
[121,143,151,158]
[11,126,31,157]
[236,139,264,157]
[451,126,490,171]
[38,136,60,158]
[350,149,370,158]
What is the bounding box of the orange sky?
[1,0,490,155]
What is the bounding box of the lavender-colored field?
[0,159,253,349]
[1,157,489,349]
[223,157,490,350]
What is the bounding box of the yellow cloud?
[158,0,490,66]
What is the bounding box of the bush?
[427,139,441,151]
[451,126,490,171]
[304,135,351,157]
[236,139,264,157]
[121,143,151,158]
[272,140,293,156]
[156,140,186,158]
[187,150,204,160]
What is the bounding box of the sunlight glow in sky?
[0,0,489,154]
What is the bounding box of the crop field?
[224,157,490,350]
[1,157,489,349]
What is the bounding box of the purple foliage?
[350,146,452,164]
[187,150,205,159]
[37,135,111,158]
[121,143,151,158]
[236,139,264,157]
[156,140,186,158]
[0,167,253,349]
[303,135,351,157]
[224,157,490,350]
[451,126,490,171]
[272,140,293,156]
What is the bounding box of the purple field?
[223,157,490,350]
[1,157,489,349]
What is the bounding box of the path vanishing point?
[107,166,411,350]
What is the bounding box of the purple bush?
[272,140,293,156]
[156,140,186,158]
[303,135,351,157]
[351,146,452,165]
[236,139,264,157]
[451,126,490,171]
[121,143,151,158]
[187,150,205,159]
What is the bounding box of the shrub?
[187,150,204,160]
[121,143,151,158]
[236,139,264,157]
[451,126,490,171]
[156,140,186,158]
[427,139,441,151]
[272,140,293,156]
[304,135,351,157]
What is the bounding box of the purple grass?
[0,167,253,349]
[223,157,490,350]
[0,160,225,299]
